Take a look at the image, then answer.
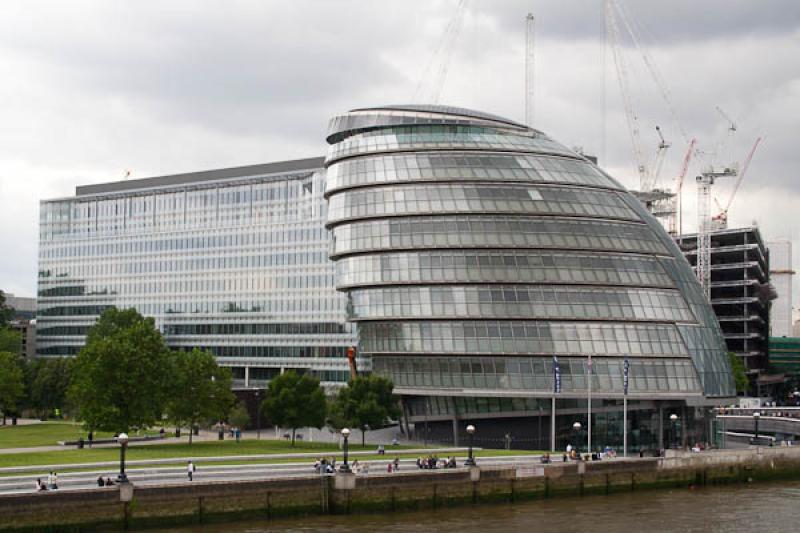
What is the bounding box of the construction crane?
[673,138,697,236]
[413,0,469,104]
[711,137,763,229]
[646,125,671,192]
[525,13,535,127]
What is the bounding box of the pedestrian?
[352,459,360,474]
[187,461,195,481]
[97,476,105,487]
[105,477,115,486]
[88,430,93,448]
[36,478,46,491]
[235,427,241,443]
[387,462,393,473]
[51,472,58,490]
[393,457,400,472]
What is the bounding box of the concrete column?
[244,366,250,388]
[452,417,460,447]
[658,404,664,450]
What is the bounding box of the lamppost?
[117,433,129,483]
[465,424,476,466]
[340,428,351,472]
[573,421,582,454]
[753,411,761,445]
[670,413,679,449]
[254,390,261,440]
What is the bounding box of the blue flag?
[553,355,561,394]
[623,356,630,396]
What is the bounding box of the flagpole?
[551,395,556,452]
[587,353,592,456]
[623,356,629,458]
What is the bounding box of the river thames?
[152,479,800,532]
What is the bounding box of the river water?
[152,480,800,532]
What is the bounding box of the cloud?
[0,0,799,304]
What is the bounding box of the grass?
[0,438,543,470]
[0,422,119,449]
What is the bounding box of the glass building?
[324,104,736,450]
[37,157,360,388]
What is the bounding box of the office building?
[768,239,794,337]
[37,158,359,388]
[324,104,735,450]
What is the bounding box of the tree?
[330,375,400,446]
[228,402,250,431]
[166,348,235,444]
[68,308,172,433]
[260,371,326,446]
[0,352,25,424]
[29,358,73,419]
[0,290,14,327]
[0,328,21,355]
[728,351,749,395]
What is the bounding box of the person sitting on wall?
[105,478,115,486]
[97,476,105,487]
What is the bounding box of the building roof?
[74,156,325,197]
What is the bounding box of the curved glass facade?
[324,104,735,400]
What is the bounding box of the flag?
[623,356,630,396]
[553,355,561,394]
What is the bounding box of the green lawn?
[0,438,542,470]
[0,422,119,449]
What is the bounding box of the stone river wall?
[4,447,800,531]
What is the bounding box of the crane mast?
[525,14,535,127]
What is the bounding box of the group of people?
[314,457,337,474]
[96,476,116,487]
[35,472,58,491]
[416,455,457,469]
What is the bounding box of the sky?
[1,0,799,305]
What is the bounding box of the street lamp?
[465,424,476,466]
[670,414,679,449]
[254,390,261,440]
[117,433,129,483]
[573,421,582,454]
[340,428,351,473]
[753,411,761,445]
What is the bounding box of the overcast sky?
[1,0,799,306]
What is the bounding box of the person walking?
[393,457,400,472]
[187,461,196,481]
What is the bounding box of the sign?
[516,466,545,478]
[623,356,630,395]
[553,356,561,394]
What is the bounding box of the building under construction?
[677,227,772,385]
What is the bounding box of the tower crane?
[711,137,763,229]
[673,138,697,236]
[413,0,469,104]
[525,13,535,128]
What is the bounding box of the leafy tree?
[0,290,14,327]
[0,352,25,424]
[228,401,250,431]
[329,375,400,446]
[29,358,73,419]
[728,351,749,395]
[260,371,326,446]
[166,348,235,444]
[68,308,172,433]
[0,328,21,355]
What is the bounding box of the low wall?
[3,447,800,531]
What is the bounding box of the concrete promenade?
[3,446,800,531]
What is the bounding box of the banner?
[553,355,561,394]
[623,356,630,396]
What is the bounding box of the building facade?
[768,239,794,338]
[37,158,359,388]
[324,104,735,450]
[677,227,772,380]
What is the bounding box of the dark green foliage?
[0,352,25,422]
[728,351,749,394]
[28,357,73,419]
[260,371,326,445]
[68,308,172,433]
[0,290,13,327]
[0,327,21,355]
[166,348,235,444]
[228,402,250,430]
[330,375,400,446]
